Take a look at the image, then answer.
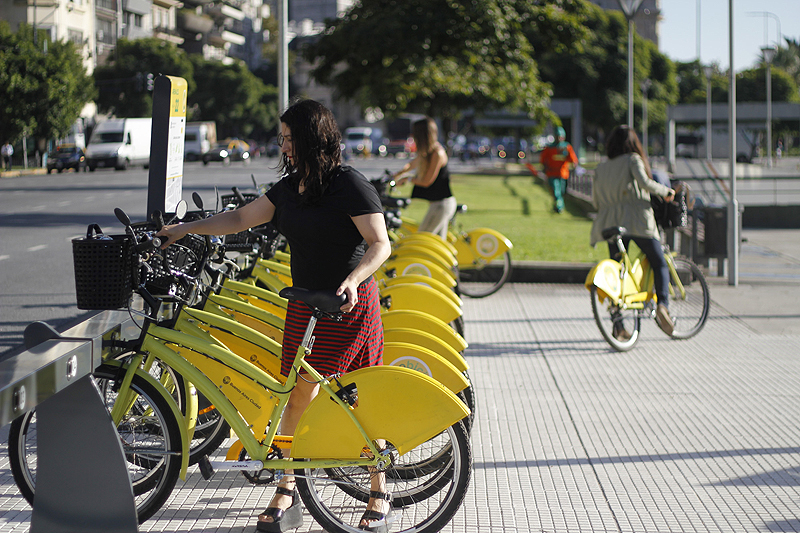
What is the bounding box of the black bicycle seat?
[279,287,347,313]
[601,226,627,241]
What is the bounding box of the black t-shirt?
[411,163,452,201]
[266,165,383,289]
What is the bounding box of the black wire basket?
[72,224,138,310]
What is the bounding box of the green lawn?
[393,172,606,263]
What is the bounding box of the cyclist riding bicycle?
[590,125,675,339]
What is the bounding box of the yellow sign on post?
[148,75,187,218]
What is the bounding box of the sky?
[659,0,800,72]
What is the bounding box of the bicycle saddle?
[601,226,627,241]
[279,287,347,313]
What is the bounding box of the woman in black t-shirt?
[393,117,456,239]
[158,99,392,533]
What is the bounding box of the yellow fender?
[585,258,646,305]
[379,274,461,308]
[292,366,469,458]
[380,283,462,324]
[256,258,293,285]
[383,327,468,372]
[454,228,513,268]
[381,309,467,353]
[383,342,468,394]
[380,256,457,291]
[249,263,289,293]
[395,232,458,256]
[392,242,456,269]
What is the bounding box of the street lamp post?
[703,66,714,160]
[641,78,652,157]
[761,46,776,168]
[617,0,645,128]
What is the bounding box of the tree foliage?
[94,38,195,117]
[303,0,589,125]
[532,1,677,138]
[188,56,278,139]
[0,22,95,144]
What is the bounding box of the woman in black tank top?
[393,117,457,239]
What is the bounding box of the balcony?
[208,28,245,47]
[177,9,214,33]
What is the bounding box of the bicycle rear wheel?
[667,257,710,339]
[457,251,512,298]
[7,364,182,523]
[590,286,641,351]
[297,422,471,533]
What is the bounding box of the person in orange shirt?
[539,126,577,213]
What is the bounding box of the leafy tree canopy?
[303,0,588,126]
[188,56,278,139]
[532,1,677,137]
[94,38,194,117]
[0,22,95,144]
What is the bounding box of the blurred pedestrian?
[590,125,676,338]
[393,117,456,240]
[1,142,13,171]
[540,126,577,213]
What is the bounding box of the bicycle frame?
[113,301,469,476]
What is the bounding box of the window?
[68,29,83,46]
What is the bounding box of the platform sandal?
[256,485,303,533]
[358,490,392,533]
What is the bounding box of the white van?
[184,121,217,161]
[344,127,373,156]
[85,118,152,171]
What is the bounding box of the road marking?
[30,205,46,211]
[58,200,71,207]
[0,255,9,261]
[28,245,47,252]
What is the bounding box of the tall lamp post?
[641,78,652,157]
[761,46,775,168]
[617,0,646,128]
[703,66,714,160]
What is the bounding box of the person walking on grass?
[540,126,577,213]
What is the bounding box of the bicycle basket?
[72,224,138,310]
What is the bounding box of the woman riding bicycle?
[158,99,392,533]
[590,125,676,338]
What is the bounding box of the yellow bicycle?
[585,226,711,351]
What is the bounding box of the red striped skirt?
[280,277,384,377]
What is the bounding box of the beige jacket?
[590,153,672,246]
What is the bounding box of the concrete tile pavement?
[1,229,800,532]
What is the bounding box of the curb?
[0,168,47,178]
[510,261,593,284]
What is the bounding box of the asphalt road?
[0,155,426,357]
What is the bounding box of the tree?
[188,56,278,139]
[302,0,589,127]
[771,37,800,89]
[94,38,195,117]
[531,1,677,140]
[0,22,95,145]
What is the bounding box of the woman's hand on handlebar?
[156,223,189,249]
[664,189,675,203]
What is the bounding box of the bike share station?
[0,75,188,533]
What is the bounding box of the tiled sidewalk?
[2,283,800,532]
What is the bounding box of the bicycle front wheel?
[297,422,471,533]
[7,364,183,524]
[590,286,641,351]
[667,256,710,339]
[457,251,512,298]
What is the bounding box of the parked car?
[202,139,250,165]
[47,144,86,173]
[378,137,415,158]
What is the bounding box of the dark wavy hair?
[279,99,342,202]
[605,125,652,180]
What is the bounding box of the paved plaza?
[1,229,800,532]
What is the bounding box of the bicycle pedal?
[198,455,215,481]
